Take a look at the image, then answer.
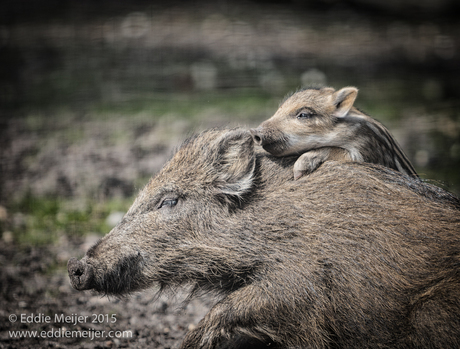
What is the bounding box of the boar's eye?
[297,111,314,119]
[158,198,178,209]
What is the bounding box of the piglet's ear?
[214,129,256,200]
[332,87,358,118]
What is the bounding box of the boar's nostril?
[68,258,83,276]
[67,257,94,291]
[73,267,83,277]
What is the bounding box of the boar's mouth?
[68,253,146,296]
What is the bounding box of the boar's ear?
[214,129,256,199]
[332,87,358,118]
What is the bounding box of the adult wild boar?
[68,128,460,349]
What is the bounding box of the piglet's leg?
[293,147,352,180]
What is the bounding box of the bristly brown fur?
[279,86,323,107]
[69,128,459,349]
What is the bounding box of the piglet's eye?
[158,198,178,209]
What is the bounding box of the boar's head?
[68,128,278,296]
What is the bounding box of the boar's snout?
[68,257,95,291]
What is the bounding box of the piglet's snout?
[249,127,265,146]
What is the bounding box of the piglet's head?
[250,86,358,156]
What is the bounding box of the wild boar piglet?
[251,86,418,179]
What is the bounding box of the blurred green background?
[1,0,459,245]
